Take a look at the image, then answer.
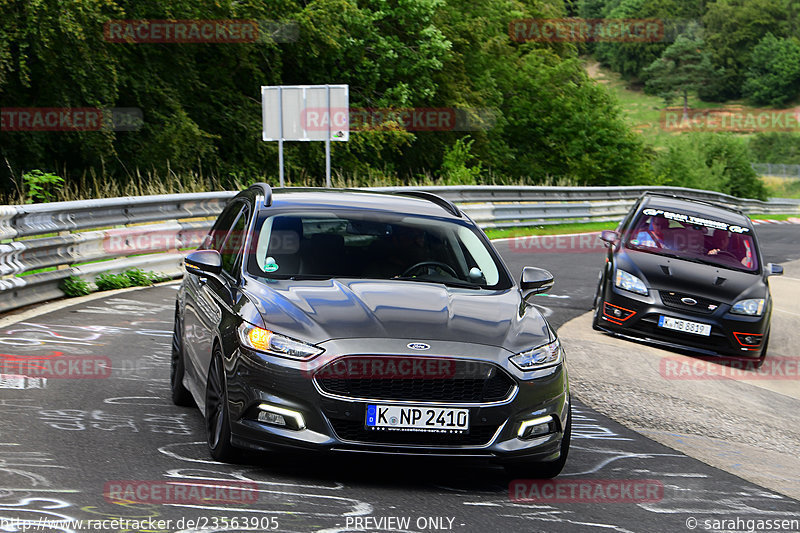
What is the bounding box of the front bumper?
[223,341,569,462]
[597,285,769,359]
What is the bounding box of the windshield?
[247,210,512,289]
[625,208,758,272]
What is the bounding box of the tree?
[742,33,800,106]
[641,29,715,121]
[592,0,705,81]
[702,0,787,100]
[653,133,767,200]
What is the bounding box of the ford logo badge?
[681,297,697,306]
[407,342,430,351]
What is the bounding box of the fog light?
[518,415,555,440]
[258,412,286,426]
[733,332,763,347]
[613,308,622,318]
[257,403,305,430]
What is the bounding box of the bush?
[124,268,153,287]
[147,271,171,283]
[95,272,134,291]
[59,276,92,297]
[748,133,800,165]
[439,137,482,185]
[95,269,170,291]
[23,170,64,203]
[653,133,766,200]
[742,34,800,107]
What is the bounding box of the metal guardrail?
[0,192,234,313]
[1,185,798,314]
[751,163,800,180]
[371,185,800,228]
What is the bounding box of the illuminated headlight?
[731,298,765,316]
[510,339,563,371]
[615,269,648,296]
[238,323,323,360]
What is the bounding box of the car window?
[625,208,758,272]
[219,206,249,276]
[206,201,244,251]
[247,210,511,289]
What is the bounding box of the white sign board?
[262,85,349,142]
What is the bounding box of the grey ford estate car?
[171,184,570,477]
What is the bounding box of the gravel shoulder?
[558,259,800,501]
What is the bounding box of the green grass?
[585,59,763,151]
[761,177,800,199]
[484,221,618,240]
[747,213,799,220]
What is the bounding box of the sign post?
[261,84,349,187]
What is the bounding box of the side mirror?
[185,250,222,276]
[767,263,784,276]
[520,266,555,296]
[599,230,619,244]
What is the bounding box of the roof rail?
[249,183,273,207]
[640,191,744,216]
[394,190,462,218]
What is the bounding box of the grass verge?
[484,221,618,240]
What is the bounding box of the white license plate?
[658,316,711,336]
[366,405,469,433]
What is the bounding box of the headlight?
[731,298,765,316]
[238,323,323,360]
[615,269,648,296]
[510,339,563,371]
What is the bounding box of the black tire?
[205,348,237,462]
[170,308,194,407]
[505,402,572,479]
[591,282,603,331]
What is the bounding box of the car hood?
[243,278,551,352]
[622,250,765,302]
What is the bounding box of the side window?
[206,202,243,251]
[220,207,249,277]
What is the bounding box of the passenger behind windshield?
[626,213,757,271]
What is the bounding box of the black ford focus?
[171,184,570,477]
[593,193,783,366]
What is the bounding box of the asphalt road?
[0,225,797,533]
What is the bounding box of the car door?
[183,200,248,388]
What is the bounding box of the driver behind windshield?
[707,230,751,267]
[366,224,431,278]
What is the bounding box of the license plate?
[658,315,711,336]
[366,404,469,433]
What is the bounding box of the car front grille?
[328,418,500,446]
[660,291,720,315]
[314,357,515,403]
